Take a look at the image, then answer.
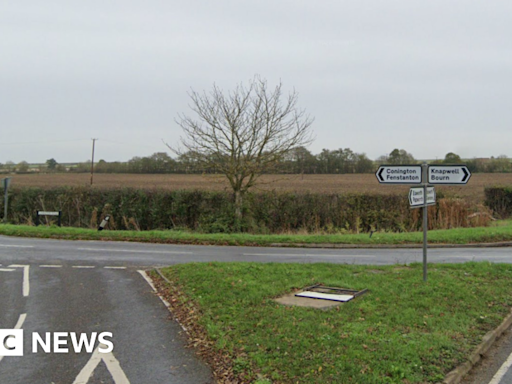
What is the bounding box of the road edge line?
[442,309,512,384]
[137,270,188,334]
[488,351,512,384]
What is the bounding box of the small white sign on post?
[409,187,436,208]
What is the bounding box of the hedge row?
[485,187,512,218]
[1,187,490,233]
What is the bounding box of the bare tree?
[171,76,314,227]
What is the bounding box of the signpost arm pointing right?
[462,167,470,182]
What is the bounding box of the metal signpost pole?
[422,163,428,282]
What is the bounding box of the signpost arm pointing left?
[378,168,385,182]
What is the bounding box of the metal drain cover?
[295,285,368,303]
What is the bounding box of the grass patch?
[1,220,512,246]
[155,262,512,383]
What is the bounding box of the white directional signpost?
[376,163,471,282]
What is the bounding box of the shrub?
[485,187,512,218]
[0,187,490,233]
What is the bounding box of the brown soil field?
[7,173,512,203]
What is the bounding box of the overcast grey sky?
[2,0,512,163]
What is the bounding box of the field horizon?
[8,172,512,204]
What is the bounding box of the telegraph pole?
[90,138,98,185]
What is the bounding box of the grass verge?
[154,262,512,384]
[0,220,512,246]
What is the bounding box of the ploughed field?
[9,173,510,204]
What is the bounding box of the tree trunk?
[234,190,243,231]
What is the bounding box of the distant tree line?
[79,147,378,174]
[88,149,512,174]
[1,149,511,174]
[428,152,512,173]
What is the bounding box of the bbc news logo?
[0,330,23,356]
[1,330,113,356]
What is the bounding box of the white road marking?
[14,313,27,329]
[0,244,34,248]
[489,351,512,384]
[137,270,158,291]
[77,247,192,254]
[137,270,187,333]
[8,265,30,297]
[39,265,63,268]
[22,266,29,297]
[0,313,27,364]
[72,344,130,384]
[104,266,127,270]
[72,266,95,269]
[0,268,15,272]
